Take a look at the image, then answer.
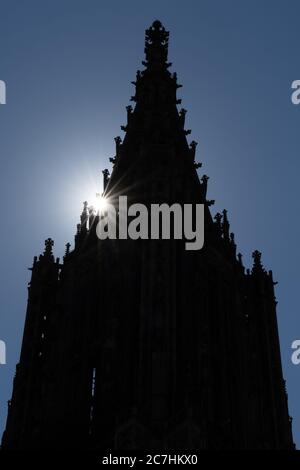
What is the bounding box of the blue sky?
[0,0,300,447]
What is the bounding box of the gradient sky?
[0,0,300,447]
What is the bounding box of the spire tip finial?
[43,238,54,260]
[144,20,169,70]
[252,250,265,274]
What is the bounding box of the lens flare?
[91,193,108,214]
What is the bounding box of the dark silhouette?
[2,21,294,450]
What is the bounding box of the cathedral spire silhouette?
[2,21,294,451]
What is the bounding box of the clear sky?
[0,0,300,447]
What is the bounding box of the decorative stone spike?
[44,238,54,256]
[222,209,230,241]
[126,105,133,124]
[214,212,222,233]
[80,201,89,227]
[144,20,170,70]
[179,108,187,127]
[102,169,110,191]
[114,136,122,154]
[189,141,198,160]
[252,250,265,274]
[230,232,236,256]
[65,242,71,258]
[201,175,209,199]
[42,238,55,262]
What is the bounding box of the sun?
[92,193,108,214]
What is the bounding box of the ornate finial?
[230,232,236,256]
[143,20,170,70]
[252,250,264,273]
[126,105,133,115]
[252,250,261,264]
[189,141,198,160]
[214,212,222,233]
[179,108,187,127]
[126,105,133,124]
[102,169,110,191]
[114,136,122,154]
[65,242,71,257]
[80,201,89,226]
[201,175,209,199]
[237,252,243,266]
[44,238,54,259]
[222,209,230,241]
